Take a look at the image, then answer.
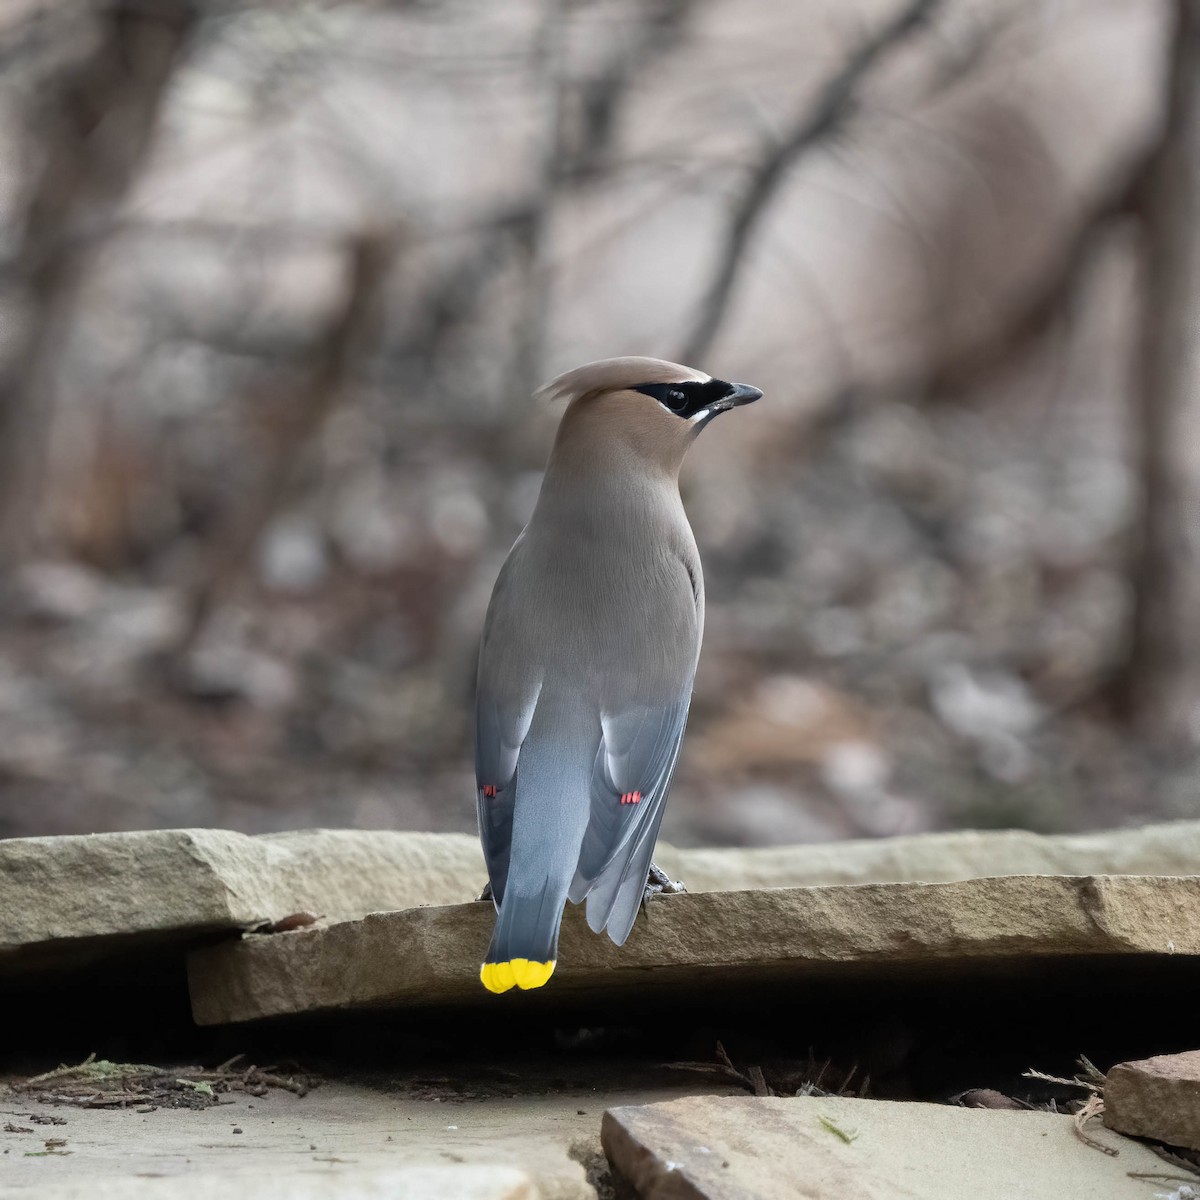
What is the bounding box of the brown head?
[537,356,762,479]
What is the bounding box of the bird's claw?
[476,880,494,903]
[645,861,687,895]
[640,861,687,915]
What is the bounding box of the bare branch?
[680,0,942,365]
[409,0,693,386]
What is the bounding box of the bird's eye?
[631,381,696,415]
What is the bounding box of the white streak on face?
[688,407,714,424]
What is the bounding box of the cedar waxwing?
[475,356,762,993]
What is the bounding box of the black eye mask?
[632,379,736,419]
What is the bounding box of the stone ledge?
[0,828,480,975]
[7,820,1200,979]
[601,1094,1165,1200]
[656,819,1200,891]
[187,873,1200,1025]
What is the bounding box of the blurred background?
[0,0,1196,847]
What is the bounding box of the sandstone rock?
[0,1080,577,1198]
[26,1167,536,1200]
[602,1094,1164,1199]
[1104,1049,1200,1151]
[188,873,1200,1024]
[656,818,1200,891]
[0,828,481,975]
[8,819,1200,980]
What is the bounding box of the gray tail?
[479,701,593,994]
[485,877,563,966]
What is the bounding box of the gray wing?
[568,547,701,944]
[474,542,541,906]
[474,681,539,906]
[568,692,693,944]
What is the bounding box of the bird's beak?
[727,382,763,407]
[689,380,764,429]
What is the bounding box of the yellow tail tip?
[480,958,556,994]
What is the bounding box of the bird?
[474,356,762,993]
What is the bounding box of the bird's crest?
[535,356,710,406]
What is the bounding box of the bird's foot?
[476,880,494,903]
[643,861,687,900]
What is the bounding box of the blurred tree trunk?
[171,231,396,664]
[1120,0,1200,748]
[0,1,195,562]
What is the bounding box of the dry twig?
[1072,1093,1118,1158]
[1023,1055,1116,1157]
[664,1040,774,1096]
[1147,1145,1200,1183]
[8,1053,317,1111]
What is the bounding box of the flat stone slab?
[0,1076,628,1199]
[188,873,1200,1024]
[601,1094,1168,1199]
[0,829,481,975]
[1104,1049,1200,1151]
[8,819,1200,979]
[10,1167,535,1200]
[658,818,1200,891]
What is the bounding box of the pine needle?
[818,1114,859,1144]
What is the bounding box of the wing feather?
[474,539,542,906]
[474,685,540,905]
[568,693,691,932]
